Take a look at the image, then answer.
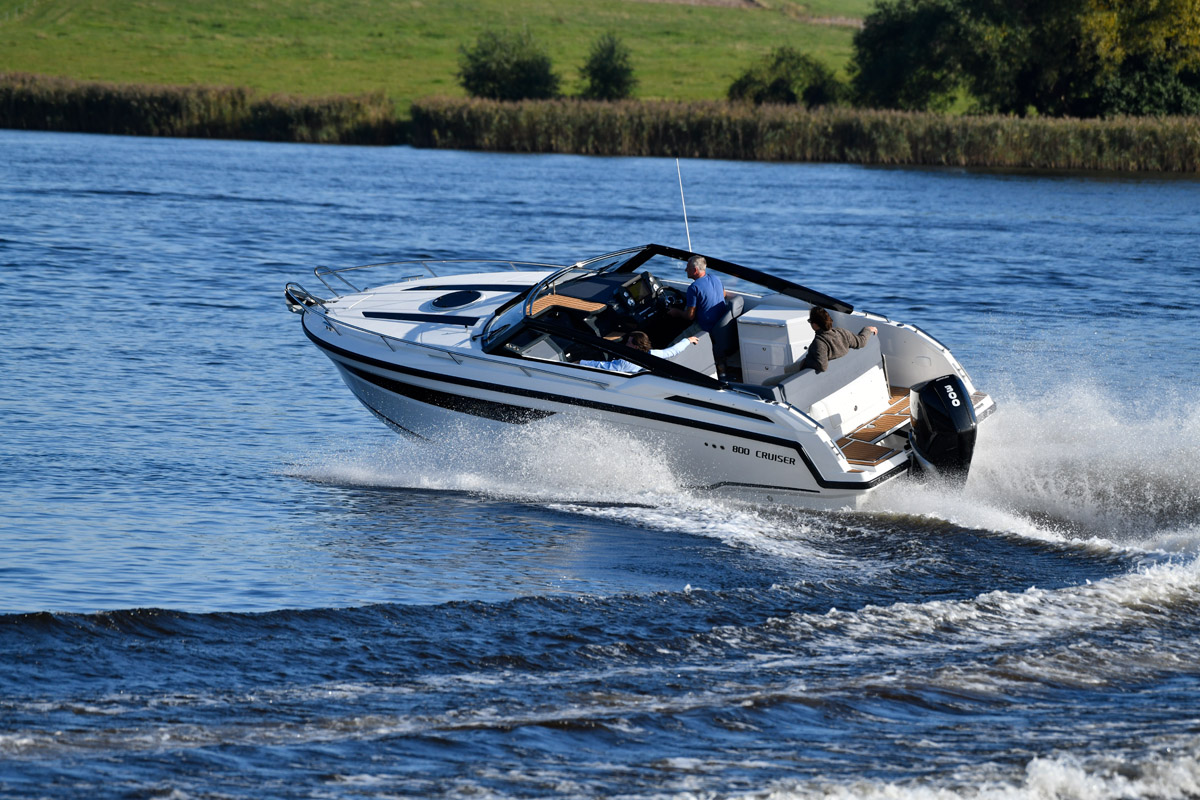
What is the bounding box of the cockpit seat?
[709,294,745,363]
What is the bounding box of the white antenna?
[676,158,692,251]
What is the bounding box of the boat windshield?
[481,250,639,348]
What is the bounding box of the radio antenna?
[676,158,692,251]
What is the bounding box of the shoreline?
[3,73,1198,172]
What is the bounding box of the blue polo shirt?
[686,273,728,332]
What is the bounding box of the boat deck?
[836,388,911,466]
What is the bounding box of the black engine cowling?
[910,374,977,485]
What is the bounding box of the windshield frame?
[481,247,646,349]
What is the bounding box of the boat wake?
[289,382,1199,560]
[865,382,1200,554]
[288,416,685,504]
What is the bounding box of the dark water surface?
[2,130,1199,799]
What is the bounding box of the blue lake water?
[2,129,1199,798]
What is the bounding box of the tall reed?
[5,73,1197,170]
[411,97,1200,171]
[0,73,399,144]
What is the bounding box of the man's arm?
[668,305,697,321]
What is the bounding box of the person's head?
[686,255,707,280]
[624,331,652,352]
[808,307,833,332]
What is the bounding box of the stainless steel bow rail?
[311,258,565,296]
[285,261,614,388]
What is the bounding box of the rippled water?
[2,130,1199,798]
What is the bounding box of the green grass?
[0,0,868,111]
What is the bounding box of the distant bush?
[579,32,637,101]
[456,28,560,101]
[728,46,845,108]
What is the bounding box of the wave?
[771,554,1200,650]
[749,738,1200,800]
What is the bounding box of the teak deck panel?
[836,387,913,466]
[530,294,606,316]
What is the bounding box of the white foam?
[553,497,862,569]
[762,556,1200,686]
[288,415,681,503]
[738,738,1200,800]
[289,417,877,567]
[863,382,1200,552]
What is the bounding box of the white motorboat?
[286,244,994,508]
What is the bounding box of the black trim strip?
[693,481,820,495]
[402,283,527,293]
[362,311,480,327]
[666,395,774,423]
[340,362,556,425]
[304,322,907,491]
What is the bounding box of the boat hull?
[311,329,905,510]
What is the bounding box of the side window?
[501,329,576,362]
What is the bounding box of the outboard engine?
[909,374,977,485]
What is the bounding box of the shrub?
[456,28,560,101]
[579,32,637,101]
[728,46,845,107]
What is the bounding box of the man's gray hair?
[687,255,706,273]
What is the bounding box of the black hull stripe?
[341,362,556,424]
[665,395,773,423]
[303,323,909,491]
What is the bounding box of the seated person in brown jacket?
[801,307,878,373]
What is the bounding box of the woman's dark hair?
[625,331,652,352]
[808,307,833,332]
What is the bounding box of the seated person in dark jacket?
[800,307,878,373]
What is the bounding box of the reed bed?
[411,97,1200,172]
[0,73,399,144]
[4,73,1197,170]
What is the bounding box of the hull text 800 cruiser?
[286,244,994,508]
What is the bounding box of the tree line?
[462,0,1200,118]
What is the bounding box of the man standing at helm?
[668,255,729,332]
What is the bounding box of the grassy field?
[0,0,871,110]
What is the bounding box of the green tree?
[728,46,845,107]
[457,28,560,101]
[850,0,1200,116]
[579,32,637,101]
[850,0,961,111]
